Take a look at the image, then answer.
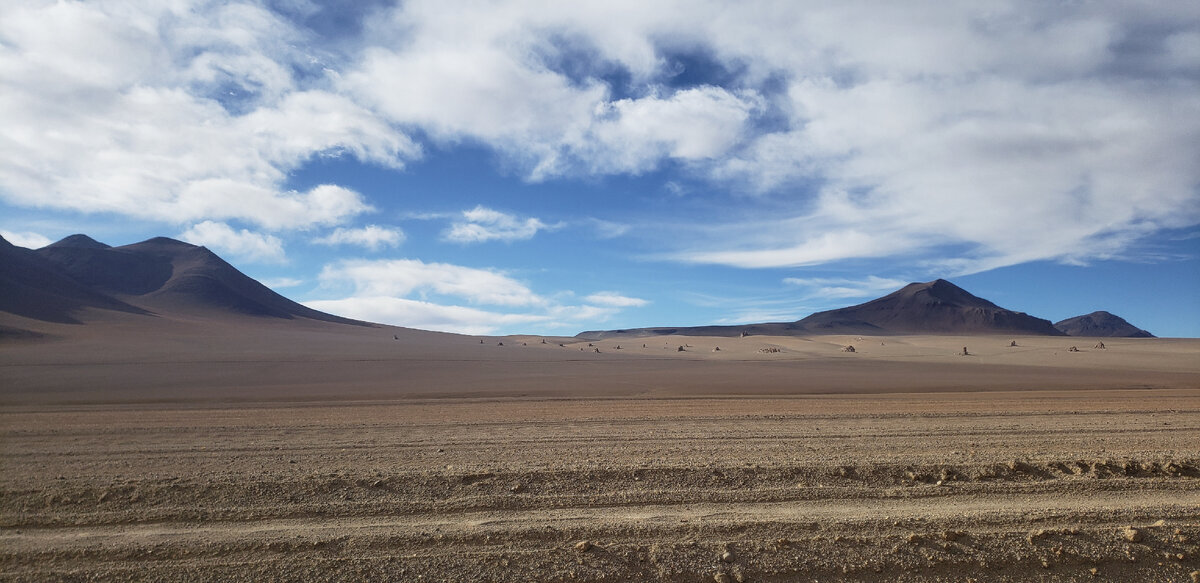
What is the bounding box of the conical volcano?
[795,279,1065,335]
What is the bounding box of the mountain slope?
[0,235,148,325]
[2,234,367,327]
[579,279,1064,338]
[795,279,1064,335]
[1054,311,1154,338]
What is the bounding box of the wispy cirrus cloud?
[783,276,910,299]
[584,292,648,308]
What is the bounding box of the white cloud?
[1,0,1195,277]
[443,206,557,244]
[318,258,544,307]
[314,225,405,250]
[783,276,910,299]
[303,296,550,336]
[179,220,286,264]
[261,277,304,289]
[0,229,53,249]
[578,87,761,174]
[0,1,415,230]
[584,292,648,308]
[310,258,645,334]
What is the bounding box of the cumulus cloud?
[314,225,405,250]
[2,0,1195,278]
[311,257,646,334]
[0,229,53,249]
[302,296,549,336]
[443,206,557,244]
[318,258,545,307]
[179,220,286,264]
[0,1,414,230]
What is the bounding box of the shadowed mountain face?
[0,235,148,325]
[579,279,1065,338]
[1,234,366,327]
[1055,311,1154,338]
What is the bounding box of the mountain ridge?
[2,234,369,327]
[579,279,1141,339]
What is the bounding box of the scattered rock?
[1090,567,1099,577]
[714,574,733,583]
[1190,570,1200,583]
[1122,526,1143,543]
[720,550,737,563]
[509,483,524,493]
[841,345,855,352]
[574,540,593,552]
[1028,529,1050,543]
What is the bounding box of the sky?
[1,1,1198,337]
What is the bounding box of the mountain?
[1054,311,1154,338]
[794,279,1064,335]
[2,234,366,327]
[0,234,148,324]
[579,279,1064,338]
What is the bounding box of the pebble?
[720,550,736,563]
[1122,526,1143,543]
[574,540,593,552]
[713,574,732,583]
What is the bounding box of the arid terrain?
[2,313,1198,582]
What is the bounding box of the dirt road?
[3,390,1198,582]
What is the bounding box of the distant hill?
[1,234,367,327]
[579,279,1064,338]
[1054,311,1154,338]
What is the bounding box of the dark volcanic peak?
[1054,311,1154,338]
[796,279,1064,335]
[7,233,367,327]
[45,234,110,250]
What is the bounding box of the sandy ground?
[1,313,1199,581]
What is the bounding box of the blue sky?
[1,1,1198,337]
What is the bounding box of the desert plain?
[1,312,1198,583]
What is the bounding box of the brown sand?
[1,313,1198,581]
